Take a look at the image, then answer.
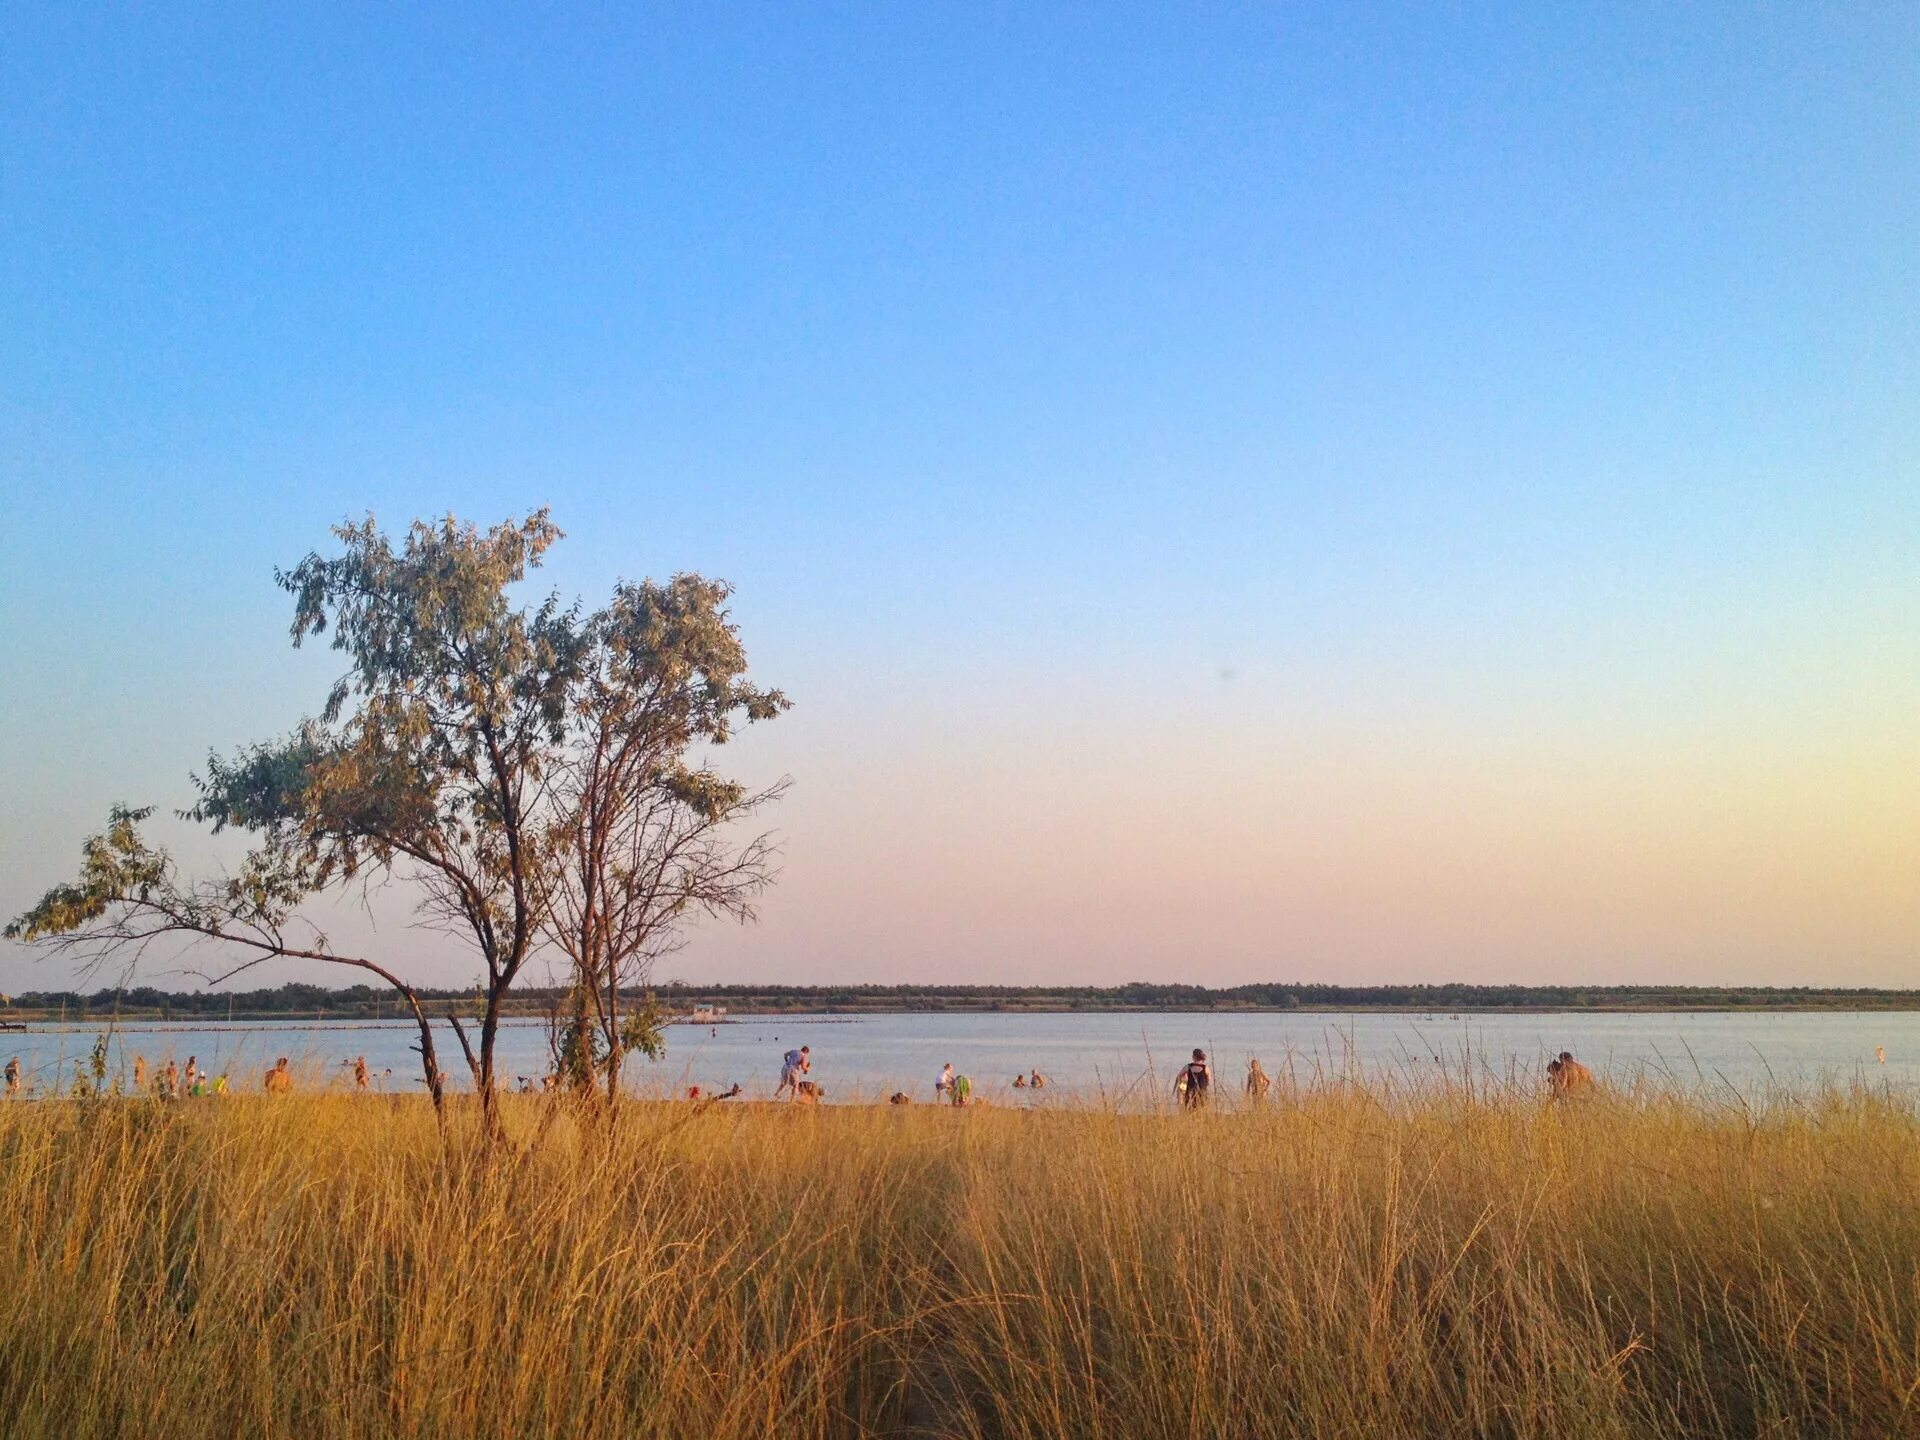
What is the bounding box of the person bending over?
[775,1045,812,1100]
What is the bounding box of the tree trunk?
[605,961,621,1107]
[478,989,504,1133]
[571,982,591,1093]
[447,1010,481,1086]
[400,991,446,1122]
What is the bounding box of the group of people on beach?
[141,1055,231,1098]
[762,1042,1590,1111]
[0,1051,386,1099]
[1,1041,1602,1106]
[537,1038,1602,1109]
[931,1063,1047,1106]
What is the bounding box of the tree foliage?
[10,510,789,1121]
[543,575,788,1101]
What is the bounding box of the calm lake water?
[5,1010,1917,1103]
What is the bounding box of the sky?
[2,4,1917,994]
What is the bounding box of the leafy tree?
[186,511,581,1122]
[541,576,788,1102]
[9,510,790,1124]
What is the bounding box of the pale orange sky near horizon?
[14,578,1915,997]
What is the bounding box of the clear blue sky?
[3,5,1916,992]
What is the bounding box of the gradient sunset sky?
[3,5,1916,992]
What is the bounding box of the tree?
[541,576,788,1103]
[9,510,790,1125]
[194,511,582,1125]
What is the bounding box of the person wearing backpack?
[1175,1048,1213,1109]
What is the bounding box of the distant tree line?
[10,978,1920,1019]
[651,980,1920,1011]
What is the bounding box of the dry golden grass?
[0,1082,1916,1438]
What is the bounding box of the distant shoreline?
[9,1000,1920,1026]
[12,979,1920,1025]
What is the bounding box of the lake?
[4,1009,1916,1103]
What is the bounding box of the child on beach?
[4,1057,18,1096]
[1246,1057,1271,1101]
[264,1057,293,1094]
[936,1063,954,1101]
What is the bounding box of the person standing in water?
[1245,1057,1271,1101]
[1175,1049,1212,1109]
[936,1063,954,1102]
[775,1045,811,1100]
[264,1057,293,1094]
[353,1055,370,1091]
[132,1055,148,1093]
[1547,1051,1594,1098]
[3,1057,18,1097]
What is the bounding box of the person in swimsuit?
[1245,1057,1271,1101]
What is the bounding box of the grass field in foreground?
[1,1084,1916,1439]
